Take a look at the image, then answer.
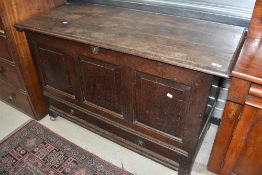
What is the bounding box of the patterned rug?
[0,120,133,175]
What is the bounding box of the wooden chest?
[17,3,245,174]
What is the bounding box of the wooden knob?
[137,139,144,146]
[70,109,75,115]
[8,94,15,101]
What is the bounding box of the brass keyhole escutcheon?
[90,46,100,54]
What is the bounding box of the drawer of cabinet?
[0,35,13,62]
[48,98,186,169]
[249,83,262,99]
[0,60,23,88]
[0,82,34,116]
[246,83,262,109]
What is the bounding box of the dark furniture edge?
[15,23,240,78]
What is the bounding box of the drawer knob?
[70,109,75,115]
[50,116,57,121]
[8,94,16,101]
[90,46,100,54]
[0,66,4,73]
[137,139,144,146]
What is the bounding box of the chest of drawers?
[208,1,262,173]
[17,3,245,174]
[0,0,65,119]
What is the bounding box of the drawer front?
[0,60,22,88]
[249,83,262,99]
[0,35,13,62]
[246,83,262,109]
[0,82,34,116]
[49,98,185,170]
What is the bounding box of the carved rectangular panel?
[37,46,74,96]
[79,56,123,115]
[0,59,22,88]
[0,81,34,116]
[135,72,191,138]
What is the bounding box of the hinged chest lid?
[16,3,245,77]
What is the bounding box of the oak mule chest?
[17,2,245,174]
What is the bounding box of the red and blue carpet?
[0,120,132,175]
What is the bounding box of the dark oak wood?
[16,2,246,174]
[16,3,245,78]
[38,46,75,96]
[135,72,191,138]
[208,0,262,174]
[20,24,217,174]
[80,56,123,115]
[0,0,65,119]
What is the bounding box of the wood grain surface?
[208,1,262,174]
[232,0,262,84]
[0,0,65,119]
[16,3,245,77]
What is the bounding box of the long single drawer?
[0,81,34,116]
[48,98,188,170]
[0,35,13,62]
[0,59,23,89]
